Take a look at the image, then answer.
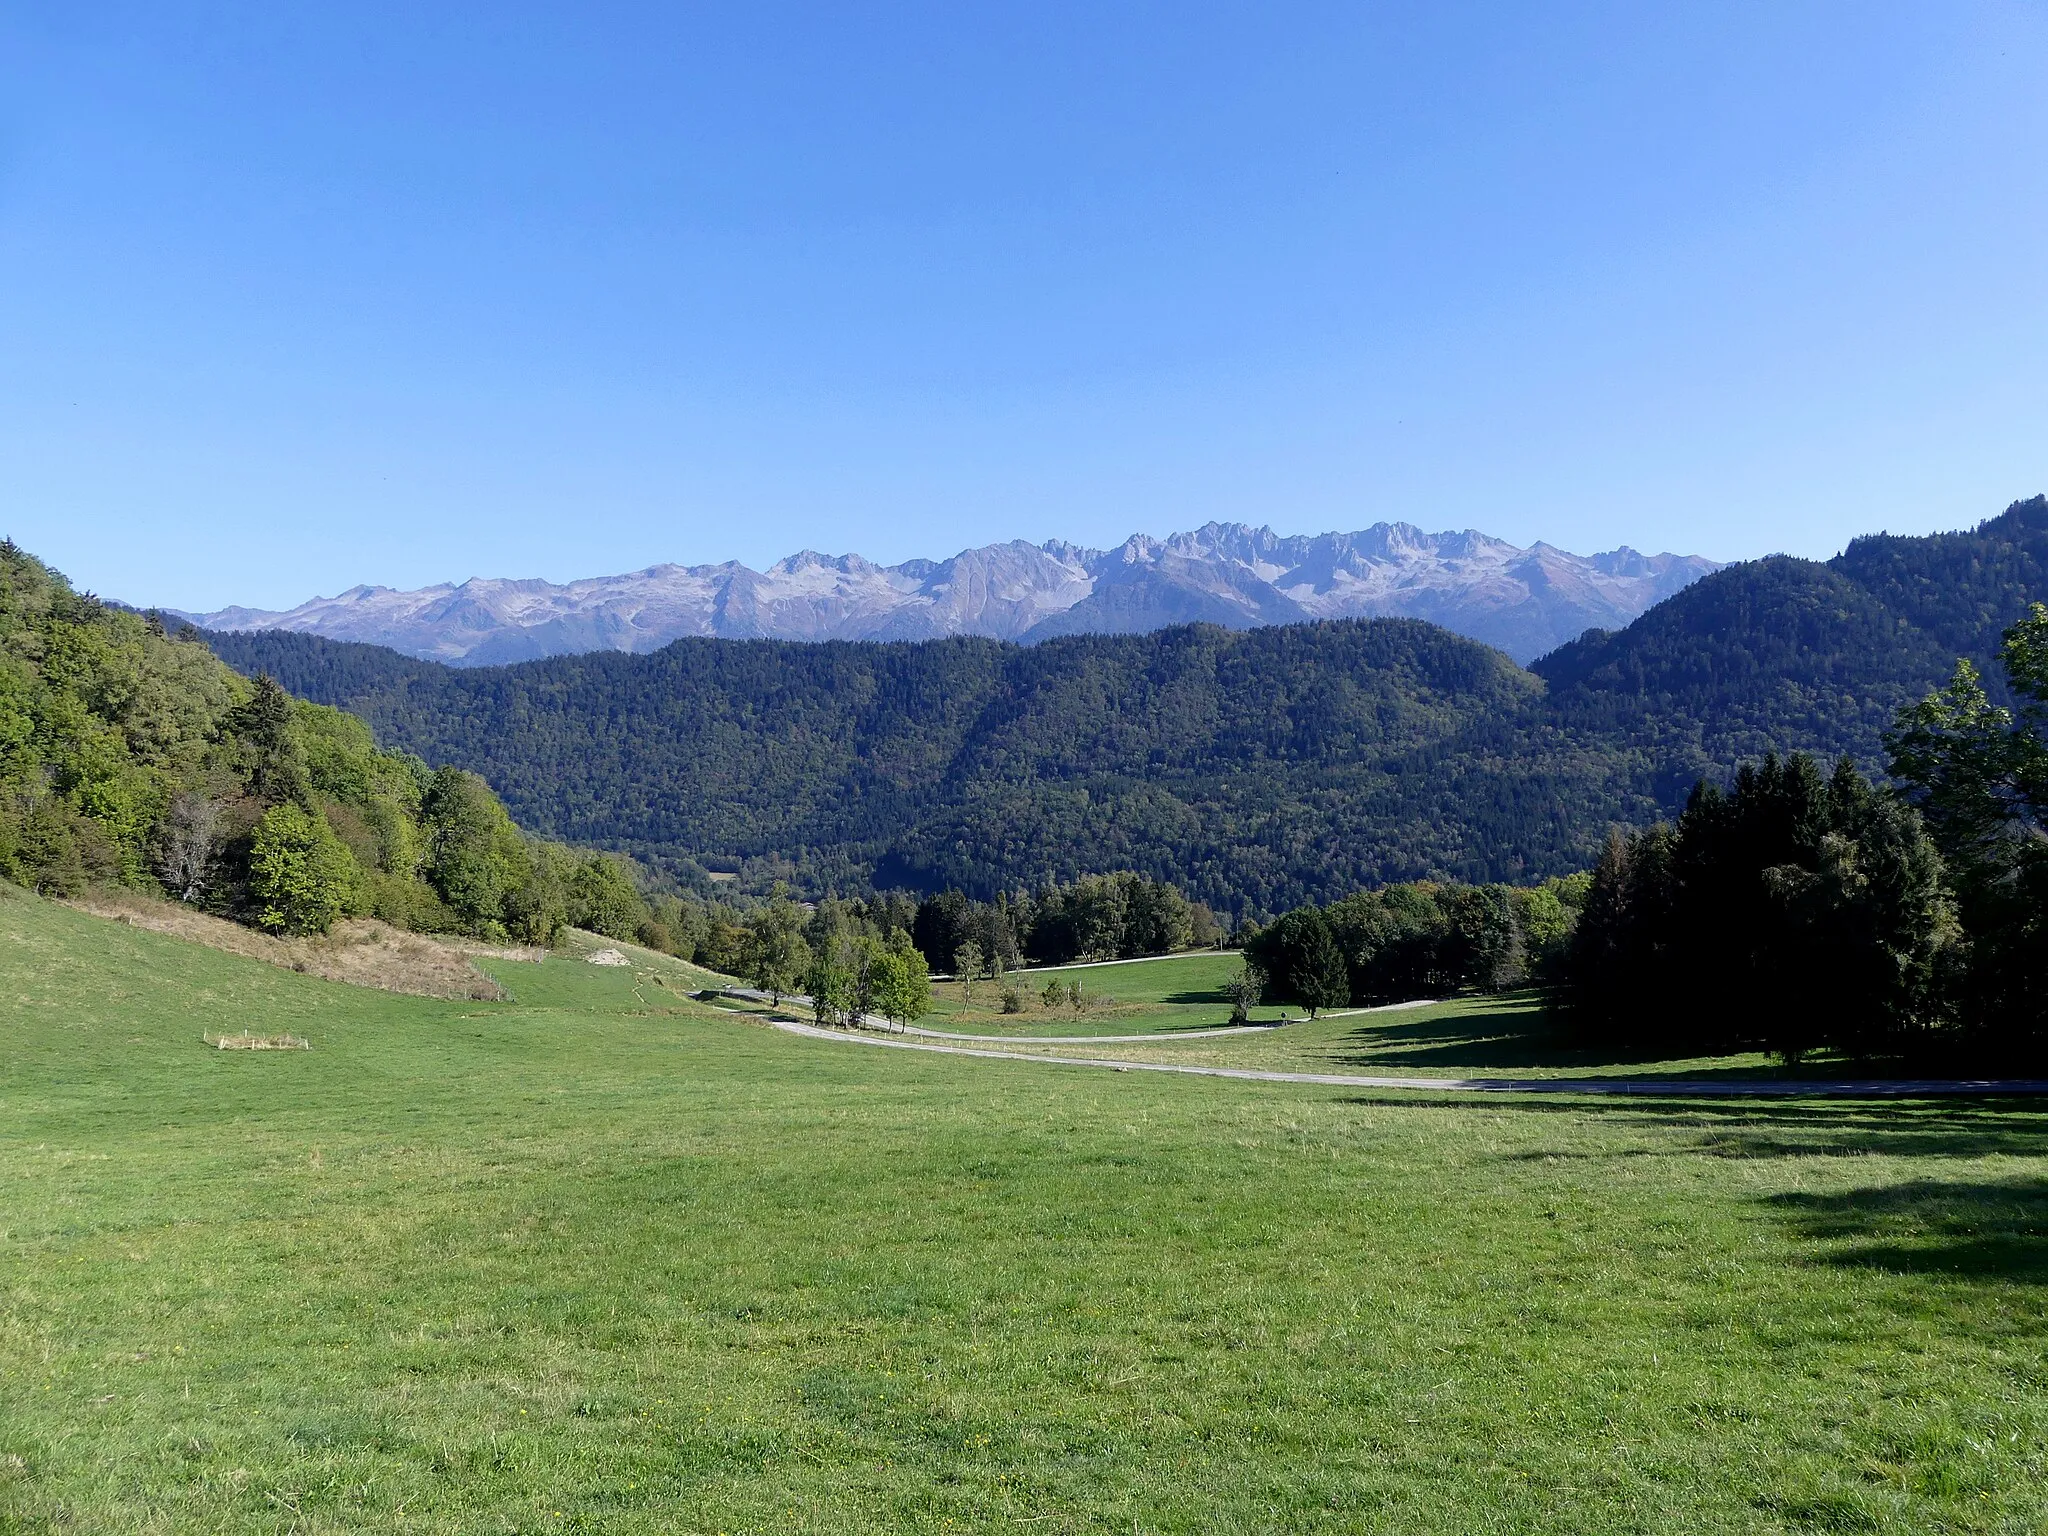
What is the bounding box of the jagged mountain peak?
[180,522,1720,666]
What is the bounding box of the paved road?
[758,1013,2048,1099]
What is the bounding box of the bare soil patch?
[67,889,528,1000]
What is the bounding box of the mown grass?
[5,889,2048,1533]
[968,989,1809,1080]
[918,952,1286,1036]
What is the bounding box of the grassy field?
[928,986,1807,1080]
[916,951,1289,1037]
[836,953,1800,1077]
[5,890,2048,1533]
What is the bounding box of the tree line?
[631,873,1218,1026]
[909,872,1224,975]
[1243,599,2048,1070]
[1559,604,2048,1067]
[1243,874,1587,1016]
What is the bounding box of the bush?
[569,855,646,940]
[249,802,359,935]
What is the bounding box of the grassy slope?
[907,956,1793,1075]
[4,890,2048,1533]
[917,952,1278,1037]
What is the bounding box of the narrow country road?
[718,988,1432,1043]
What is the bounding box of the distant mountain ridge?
[197,495,2048,914]
[185,522,1719,666]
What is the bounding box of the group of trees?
[0,543,659,944]
[804,927,933,1029]
[1559,602,2048,1066]
[910,872,1222,975]
[1559,754,1952,1059]
[703,887,932,1028]
[1243,875,1588,1015]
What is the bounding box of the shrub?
[249,802,358,935]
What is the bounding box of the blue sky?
[2,2,2044,612]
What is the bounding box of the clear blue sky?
[2,2,2044,612]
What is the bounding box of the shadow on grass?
[1321,991,1700,1072]
[1765,1177,2048,1284]
[1337,1095,2048,1161]
[1324,991,2038,1089]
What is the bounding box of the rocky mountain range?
[186,522,1721,665]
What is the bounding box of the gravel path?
[720,988,1433,1043]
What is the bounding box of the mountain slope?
[201,497,2048,915]
[209,620,1583,912]
[182,522,1718,666]
[1532,494,2048,777]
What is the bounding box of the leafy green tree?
[1515,872,1589,982]
[868,932,932,1028]
[910,890,975,973]
[806,956,859,1027]
[698,911,751,975]
[502,842,573,946]
[1442,884,1525,992]
[1041,975,1065,1010]
[421,767,530,934]
[1120,875,1193,956]
[226,676,312,808]
[1294,916,1349,1017]
[745,892,812,1003]
[1247,908,1349,1014]
[249,802,358,935]
[569,854,645,940]
[1562,755,1956,1060]
[1888,602,2048,1056]
[13,799,93,896]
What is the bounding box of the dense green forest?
[203,496,2048,917]
[1242,599,2048,1069]
[0,542,665,947]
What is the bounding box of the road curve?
[718,988,1433,1044]
[887,998,1439,1043]
[764,1015,2048,1099]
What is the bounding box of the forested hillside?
[0,541,659,947]
[203,497,2048,917]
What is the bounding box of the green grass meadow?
[917,952,1291,1036]
[5,890,2048,1532]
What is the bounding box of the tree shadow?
[1322,991,1700,1071]
[1765,1177,2048,1284]
[1334,1095,2048,1161]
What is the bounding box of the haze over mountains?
[188,522,1720,666]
